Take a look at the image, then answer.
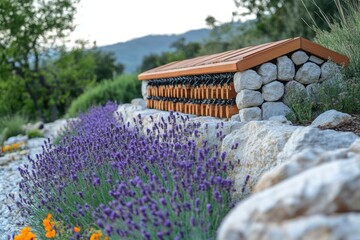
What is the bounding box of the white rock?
[295,62,321,84]
[131,98,146,108]
[262,81,284,101]
[239,107,261,122]
[268,115,292,125]
[221,121,298,198]
[261,102,293,120]
[309,55,324,65]
[192,117,243,149]
[291,51,309,65]
[306,83,321,100]
[234,70,263,92]
[283,81,306,105]
[349,139,360,154]
[311,110,352,128]
[4,135,28,145]
[277,126,358,164]
[141,80,149,100]
[321,60,342,82]
[258,63,277,84]
[217,158,360,240]
[277,56,295,81]
[230,114,241,122]
[236,90,264,109]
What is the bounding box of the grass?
[0,114,27,145]
[288,0,360,123]
[66,74,141,118]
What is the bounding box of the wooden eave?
[138,37,349,81]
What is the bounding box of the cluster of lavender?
[148,73,234,88]
[15,102,234,239]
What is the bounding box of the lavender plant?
[13,102,234,239]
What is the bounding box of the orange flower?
[104,236,109,240]
[74,226,81,233]
[90,231,102,240]
[43,213,56,238]
[45,229,56,238]
[14,227,37,240]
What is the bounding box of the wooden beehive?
[138,37,349,119]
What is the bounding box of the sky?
[69,0,245,47]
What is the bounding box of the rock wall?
[233,51,342,121]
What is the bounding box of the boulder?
[306,83,321,101]
[217,158,360,240]
[239,107,261,122]
[230,114,241,122]
[277,56,295,81]
[257,63,277,84]
[295,62,321,84]
[311,110,352,128]
[261,102,292,120]
[277,126,358,164]
[234,70,263,92]
[283,81,306,105]
[320,60,342,82]
[221,121,298,198]
[236,90,264,109]
[131,98,146,108]
[268,115,292,125]
[141,80,149,100]
[262,81,284,101]
[291,51,309,65]
[309,55,324,65]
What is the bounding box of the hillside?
[98,29,210,73]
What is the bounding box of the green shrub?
[313,0,360,79]
[0,114,28,141]
[66,74,141,117]
[26,129,44,139]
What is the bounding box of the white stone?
[131,98,146,108]
[239,107,261,122]
[295,62,321,84]
[141,80,149,100]
[311,110,352,128]
[230,114,241,122]
[277,56,295,81]
[306,83,321,100]
[269,115,292,125]
[234,70,263,92]
[283,81,306,105]
[309,55,324,65]
[217,158,360,240]
[261,102,293,120]
[321,60,342,82]
[261,81,284,101]
[221,121,299,198]
[236,90,264,109]
[291,51,309,65]
[258,63,277,84]
[4,135,28,145]
[277,126,358,164]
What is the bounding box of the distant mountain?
[98,29,211,73]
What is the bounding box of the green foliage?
[0,114,28,141]
[66,75,141,117]
[26,129,44,139]
[0,0,80,120]
[285,91,314,124]
[313,0,360,79]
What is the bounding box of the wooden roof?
[138,37,349,81]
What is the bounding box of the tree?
[93,50,124,82]
[233,0,338,40]
[0,0,80,120]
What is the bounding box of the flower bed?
[12,102,234,239]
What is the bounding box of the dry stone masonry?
[234,51,342,121]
